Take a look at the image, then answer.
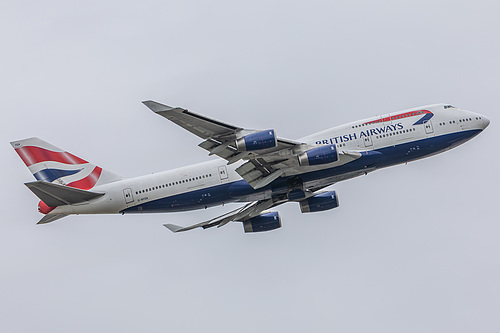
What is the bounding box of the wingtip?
[163,224,185,233]
[142,100,174,113]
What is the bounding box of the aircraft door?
[424,120,434,134]
[123,188,134,204]
[363,135,373,148]
[218,165,229,180]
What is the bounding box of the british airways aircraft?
[11,102,489,233]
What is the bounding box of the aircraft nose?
[482,116,490,129]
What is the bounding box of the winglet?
[163,224,186,233]
[142,100,176,113]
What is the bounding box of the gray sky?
[1,1,499,332]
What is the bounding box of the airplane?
[11,102,489,233]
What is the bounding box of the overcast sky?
[1,1,499,332]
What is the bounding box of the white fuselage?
[50,104,489,216]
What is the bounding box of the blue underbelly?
[121,129,481,214]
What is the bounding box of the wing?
[142,100,242,140]
[163,189,322,233]
[143,101,360,190]
[163,200,277,233]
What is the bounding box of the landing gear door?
[123,188,134,204]
[424,120,434,134]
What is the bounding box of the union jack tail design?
[10,137,121,190]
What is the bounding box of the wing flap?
[253,169,285,189]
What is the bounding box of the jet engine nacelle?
[236,130,277,151]
[300,191,339,213]
[243,211,282,233]
[298,144,338,166]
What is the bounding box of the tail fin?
[10,137,122,189]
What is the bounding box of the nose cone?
[483,116,490,129]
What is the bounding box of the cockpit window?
[444,105,456,109]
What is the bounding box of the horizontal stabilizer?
[25,181,104,207]
[37,214,68,224]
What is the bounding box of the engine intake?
[243,211,282,233]
[300,191,339,213]
[236,130,277,151]
[298,144,338,166]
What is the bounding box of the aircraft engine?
[300,191,339,213]
[243,211,282,233]
[236,130,277,151]
[298,144,338,166]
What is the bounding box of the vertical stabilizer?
[10,137,122,190]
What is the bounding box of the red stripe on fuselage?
[363,110,432,125]
[67,166,102,190]
[15,146,88,167]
